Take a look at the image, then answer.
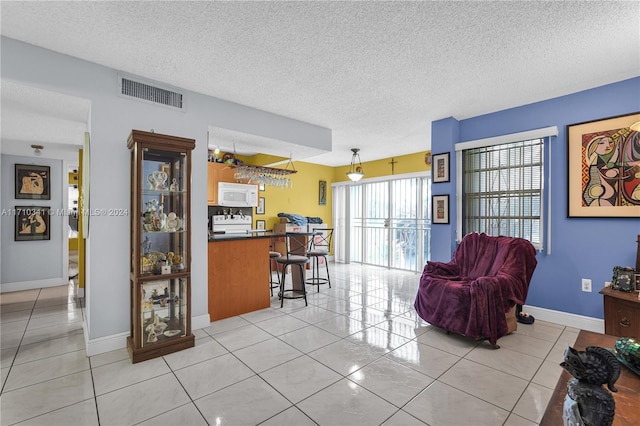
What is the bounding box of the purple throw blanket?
[414,233,537,345]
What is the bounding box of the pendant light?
[346,148,364,182]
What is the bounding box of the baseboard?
[1,277,68,293]
[192,313,211,330]
[523,305,604,334]
[84,313,212,357]
[84,325,129,357]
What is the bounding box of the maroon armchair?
[414,233,537,346]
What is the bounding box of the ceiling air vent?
[118,75,185,111]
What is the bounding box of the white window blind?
[462,138,543,245]
[455,126,558,251]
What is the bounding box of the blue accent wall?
[431,77,640,319]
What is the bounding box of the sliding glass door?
[338,174,431,272]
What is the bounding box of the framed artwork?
[256,197,265,215]
[567,112,640,217]
[319,180,327,205]
[432,195,449,224]
[15,164,50,199]
[15,206,51,241]
[432,152,450,183]
[256,220,266,230]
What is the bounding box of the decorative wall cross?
[389,157,397,174]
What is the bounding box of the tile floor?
[0,263,578,426]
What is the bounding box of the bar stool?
[275,232,309,307]
[306,228,333,292]
[268,235,281,296]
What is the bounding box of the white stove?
[211,214,253,234]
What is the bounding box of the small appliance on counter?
[210,214,253,234]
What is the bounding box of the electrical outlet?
[582,278,592,292]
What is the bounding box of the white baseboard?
[523,305,604,334]
[84,313,212,357]
[84,324,129,357]
[1,277,68,293]
[192,313,211,330]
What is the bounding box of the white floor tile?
[404,381,510,426]
[297,378,398,425]
[96,373,190,425]
[194,375,291,425]
[260,355,342,403]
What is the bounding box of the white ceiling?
[1,1,639,166]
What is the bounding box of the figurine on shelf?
[169,178,179,192]
[147,170,168,190]
[142,236,151,256]
[560,345,621,426]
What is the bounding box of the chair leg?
[297,264,308,306]
[279,264,286,308]
[323,255,331,288]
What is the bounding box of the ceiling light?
[630,120,640,131]
[31,144,44,156]
[346,148,364,182]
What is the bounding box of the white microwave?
[218,182,258,207]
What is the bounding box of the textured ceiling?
[1,1,639,166]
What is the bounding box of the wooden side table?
[600,287,640,339]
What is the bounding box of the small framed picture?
[432,152,450,183]
[319,180,327,205]
[256,220,266,230]
[15,164,50,199]
[256,197,265,215]
[15,206,51,241]
[432,195,449,224]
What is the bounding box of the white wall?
[1,155,66,288]
[1,36,332,353]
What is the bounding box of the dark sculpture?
[560,345,621,426]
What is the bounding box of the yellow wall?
[244,150,432,230]
[253,161,334,230]
[334,150,431,182]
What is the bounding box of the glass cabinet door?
[140,277,188,347]
[139,148,188,276]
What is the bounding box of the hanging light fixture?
[31,144,44,156]
[346,148,364,182]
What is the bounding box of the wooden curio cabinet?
[127,130,195,363]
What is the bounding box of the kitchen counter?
[208,235,271,321]
[207,230,320,320]
[208,231,275,242]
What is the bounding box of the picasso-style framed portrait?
[15,206,51,241]
[15,164,50,200]
[567,112,640,218]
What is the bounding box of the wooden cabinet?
[208,238,270,321]
[207,162,238,205]
[600,286,640,339]
[127,130,195,363]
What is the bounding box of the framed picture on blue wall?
[432,195,449,224]
[432,152,450,183]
